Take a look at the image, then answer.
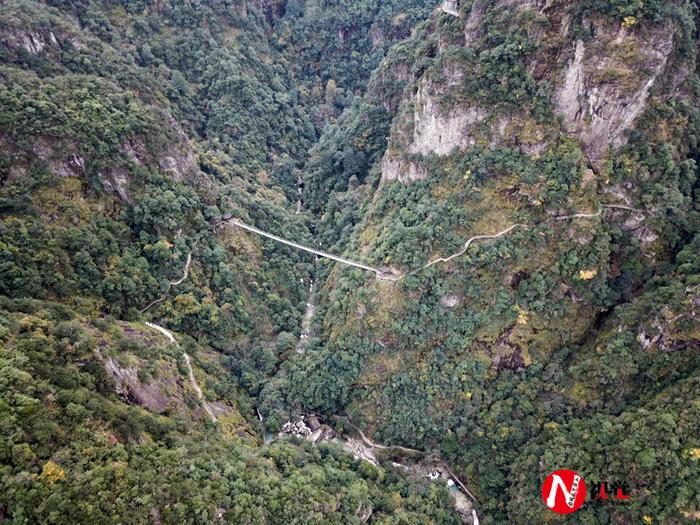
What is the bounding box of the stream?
[296,279,316,354]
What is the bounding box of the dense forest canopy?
[1,0,699,523]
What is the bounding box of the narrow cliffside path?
[140,203,644,315]
[169,252,192,286]
[183,353,218,423]
[405,204,643,278]
[413,223,526,272]
[214,204,641,282]
[143,322,218,424]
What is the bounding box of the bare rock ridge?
[408,73,483,157]
[1,27,59,55]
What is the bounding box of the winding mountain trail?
[348,420,423,455]
[183,353,218,423]
[143,322,217,424]
[405,204,643,278]
[140,249,194,313]
[221,204,642,283]
[412,223,526,273]
[169,252,192,285]
[142,204,644,315]
[144,321,176,343]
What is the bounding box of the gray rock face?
[1,23,88,55]
[100,168,132,204]
[120,138,148,166]
[157,118,199,181]
[380,66,481,183]
[103,356,170,413]
[463,0,489,46]
[158,149,197,180]
[27,138,86,179]
[408,78,485,156]
[440,294,462,308]
[1,29,56,54]
[554,21,678,169]
[381,156,427,183]
[556,39,586,125]
[378,2,689,186]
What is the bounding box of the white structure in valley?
[442,0,460,16]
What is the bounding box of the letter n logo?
[541,469,587,514]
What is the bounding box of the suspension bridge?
[225,218,402,281]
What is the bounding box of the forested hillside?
[1,0,698,523]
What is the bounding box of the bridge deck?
[228,219,385,275]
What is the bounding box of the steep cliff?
[381,0,694,177]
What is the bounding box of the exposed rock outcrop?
[29,138,87,179]
[381,156,427,183]
[94,324,234,423]
[121,120,199,182]
[408,78,484,156]
[157,118,199,181]
[0,28,58,55]
[440,294,462,308]
[0,21,86,55]
[100,168,132,204]
[381,67,483,183]
[554,20,679,169]
[102,355,171,413]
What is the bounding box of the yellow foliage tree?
[579,269,598,280]
[40,461,65,484]
[515,305,529,325]
[325,79,337,105]
[623,16,637,28]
